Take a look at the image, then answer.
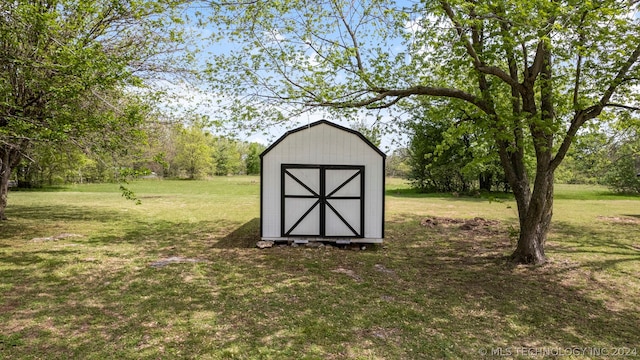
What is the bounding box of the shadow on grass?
[83,218,244,254]
[213,218,260,249]
[5,202,259,251]
[0,249,78,268]
[83,217,259,251]
[187,216,640,357]
[2,204,127,241]
[385,187,514,201]
[8,186,70,193]
[6,204,123,223]
[378,216,640,348]
[1,212,639,358]
[549,220,640,270]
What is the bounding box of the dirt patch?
[374,264,396,276]
[30,233,84,243]
[596,216,640,225]
[149,256,208,268]
[421,216,501,234]
[331,267,362,283]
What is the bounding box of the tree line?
[400,103,640,195]
[12,118,265,187]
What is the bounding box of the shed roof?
[260,120,386,159]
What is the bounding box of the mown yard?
[0,177,639,359]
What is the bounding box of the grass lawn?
[1,177,639,359]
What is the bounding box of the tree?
[208,0,640,264]
[244,142,265,175]
[408,114,472,192]
[15,142,88,187]
[351,119,382,147]
[173,123,215,179]
[604,114,640,193]
[406,100,507,193]
[0,0,192,219]
[386,148,411,178]
[211,137,243,176]
[606,140,640,193]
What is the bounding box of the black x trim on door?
[281,164,364,238]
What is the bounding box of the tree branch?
[603,103,640,112]
[599,42,640,107]
[440,2,521,90]
[439,1,481,67]
[551,41,640,171]
[573,11,588,108]
[334,1,374,88]
[312,86,494,115]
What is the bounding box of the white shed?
[260,120,386,244]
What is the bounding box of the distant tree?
[16,143,86,186]
[406,102,506,193]
[148,119,180,178]
[556,131,611,185]
[351,119,382,148]
[604,115,640,193]
[173,123,214,179]
[408,116,472,192]
[244,142,265,175]
[606,141,640,194]
[386,148,411,178]
[212,137,243,176]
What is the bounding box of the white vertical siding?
[262,122,384,240]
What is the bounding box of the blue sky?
[150,1,410,153]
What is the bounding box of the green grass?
[1,177,639,359]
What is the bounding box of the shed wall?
[261,123,384,240]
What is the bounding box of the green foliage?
[244,142,265,175]
[406,103,506,193]
[211,137,243,176]
[604,113,640,194]
[605,140,640,194]
[119,184,141,205]
[173,122,215,179]
[555,132,611,185]
[136,118,264,180]
[0,0,196,217]
[555,116,640,194]
[351,119,382,147]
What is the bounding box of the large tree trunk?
[508,39,556,265]
[511,170,554,264]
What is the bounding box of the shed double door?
[282,165,364,238]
